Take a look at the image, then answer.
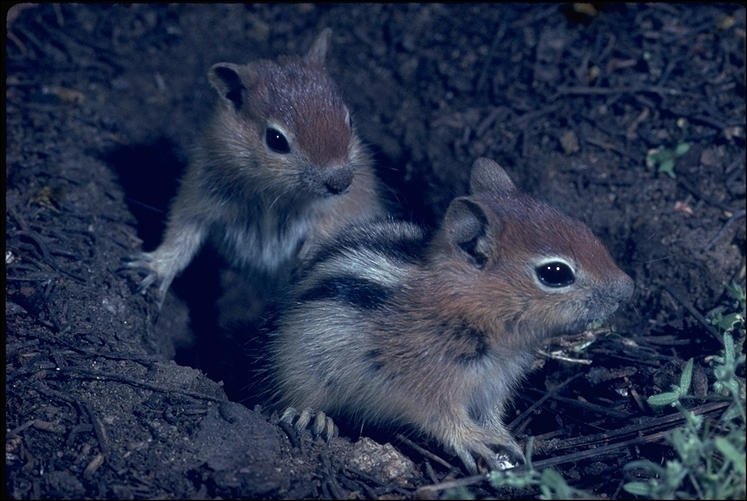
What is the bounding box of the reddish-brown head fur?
[424,158,634,354]
[207,29,354,173]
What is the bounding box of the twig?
[534,400,729,454]
[6,274,59,282]
[10,239,87,284]
[507,373,582,433]
[550,395,634,420]
[83,401,109,456]
[424,460,440,484]
[585,137,639,160]
[325,473,346,500]
[422,400,728,497]
[702,209,746,252]
[476,22,507,92]
[509,103,563,128]
[662,286,724,346]
[688,114,728,132]
[416,473,488,496]
[343,466,386,487]
[59,367,225,403]
[15,230,52,260]
[530,401,729,471]
[510,5,560,28]
[395,433,457,471]
[475,106,509,138]
[677,177,737,213]
[554,85,688,98]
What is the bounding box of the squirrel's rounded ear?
[470,158,517,196]
[442,198,498,268]
[305,28,332,65]
[208,63,246,112]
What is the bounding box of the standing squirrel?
[124,29,384,307]
[271,158,634,474]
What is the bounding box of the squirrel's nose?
[322,166,353,195]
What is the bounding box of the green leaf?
[715,437,746,474]
[674,142,691,156]
[624,459,663,473]
[658,158,676,178]
[724,331,735,364]
[724,280,746,303]
[444,486,475,500]
[717,313,741,333]
[623,481,653,496]
[721,403,742,422]
[648,391,680,407]
[540,469,568,491]
[679,359,694,395]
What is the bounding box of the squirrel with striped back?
[124,29,384,314]
[271,157,634,474]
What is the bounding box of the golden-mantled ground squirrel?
[125,30,384,309]
[271,158,634,474]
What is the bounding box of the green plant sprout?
[707,280,746,337]
[646,358,695,408]
[646,142,691,178]
[623,282,746,499]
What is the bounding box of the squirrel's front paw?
[119,252,163,294]
[280,407,338,442]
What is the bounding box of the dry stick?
[703,209,746,252]
[6,420,39,438]
[535,400,729,454]
[584,136,638,160]
[10,240,87,284]
[509,103,563,128]
[343,466,386,487]
[83,401,109,457]
[424,460,440,484]
[29,381,78,403]
[476,21,507,92]
[531,429,670,470]
[507,373,582,434]
[416,473,489,496]
[677,177,737,213]
[336,473,375,500]
[14,230,52,260]
[395,433,457,471]
[511,4,560,28]
[325,474,346,500]
[59,367,225,403]
[475,106,508,138]
[6,274,59,282]
[530,401,729,470]
[555,85,685,97]
[662,286,724,346]
[7,28,27,55]
[418,401,729,496]
[688,114,729,132]
[549,395,634,420]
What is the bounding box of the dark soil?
[5,4,745,499]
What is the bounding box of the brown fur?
[124,29,384,316]
[272,158,634,474]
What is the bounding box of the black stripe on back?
[300,222,427,279]
[297,275,391,310]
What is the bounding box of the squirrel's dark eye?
[266,128,291,154]
[536,261,575,288]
